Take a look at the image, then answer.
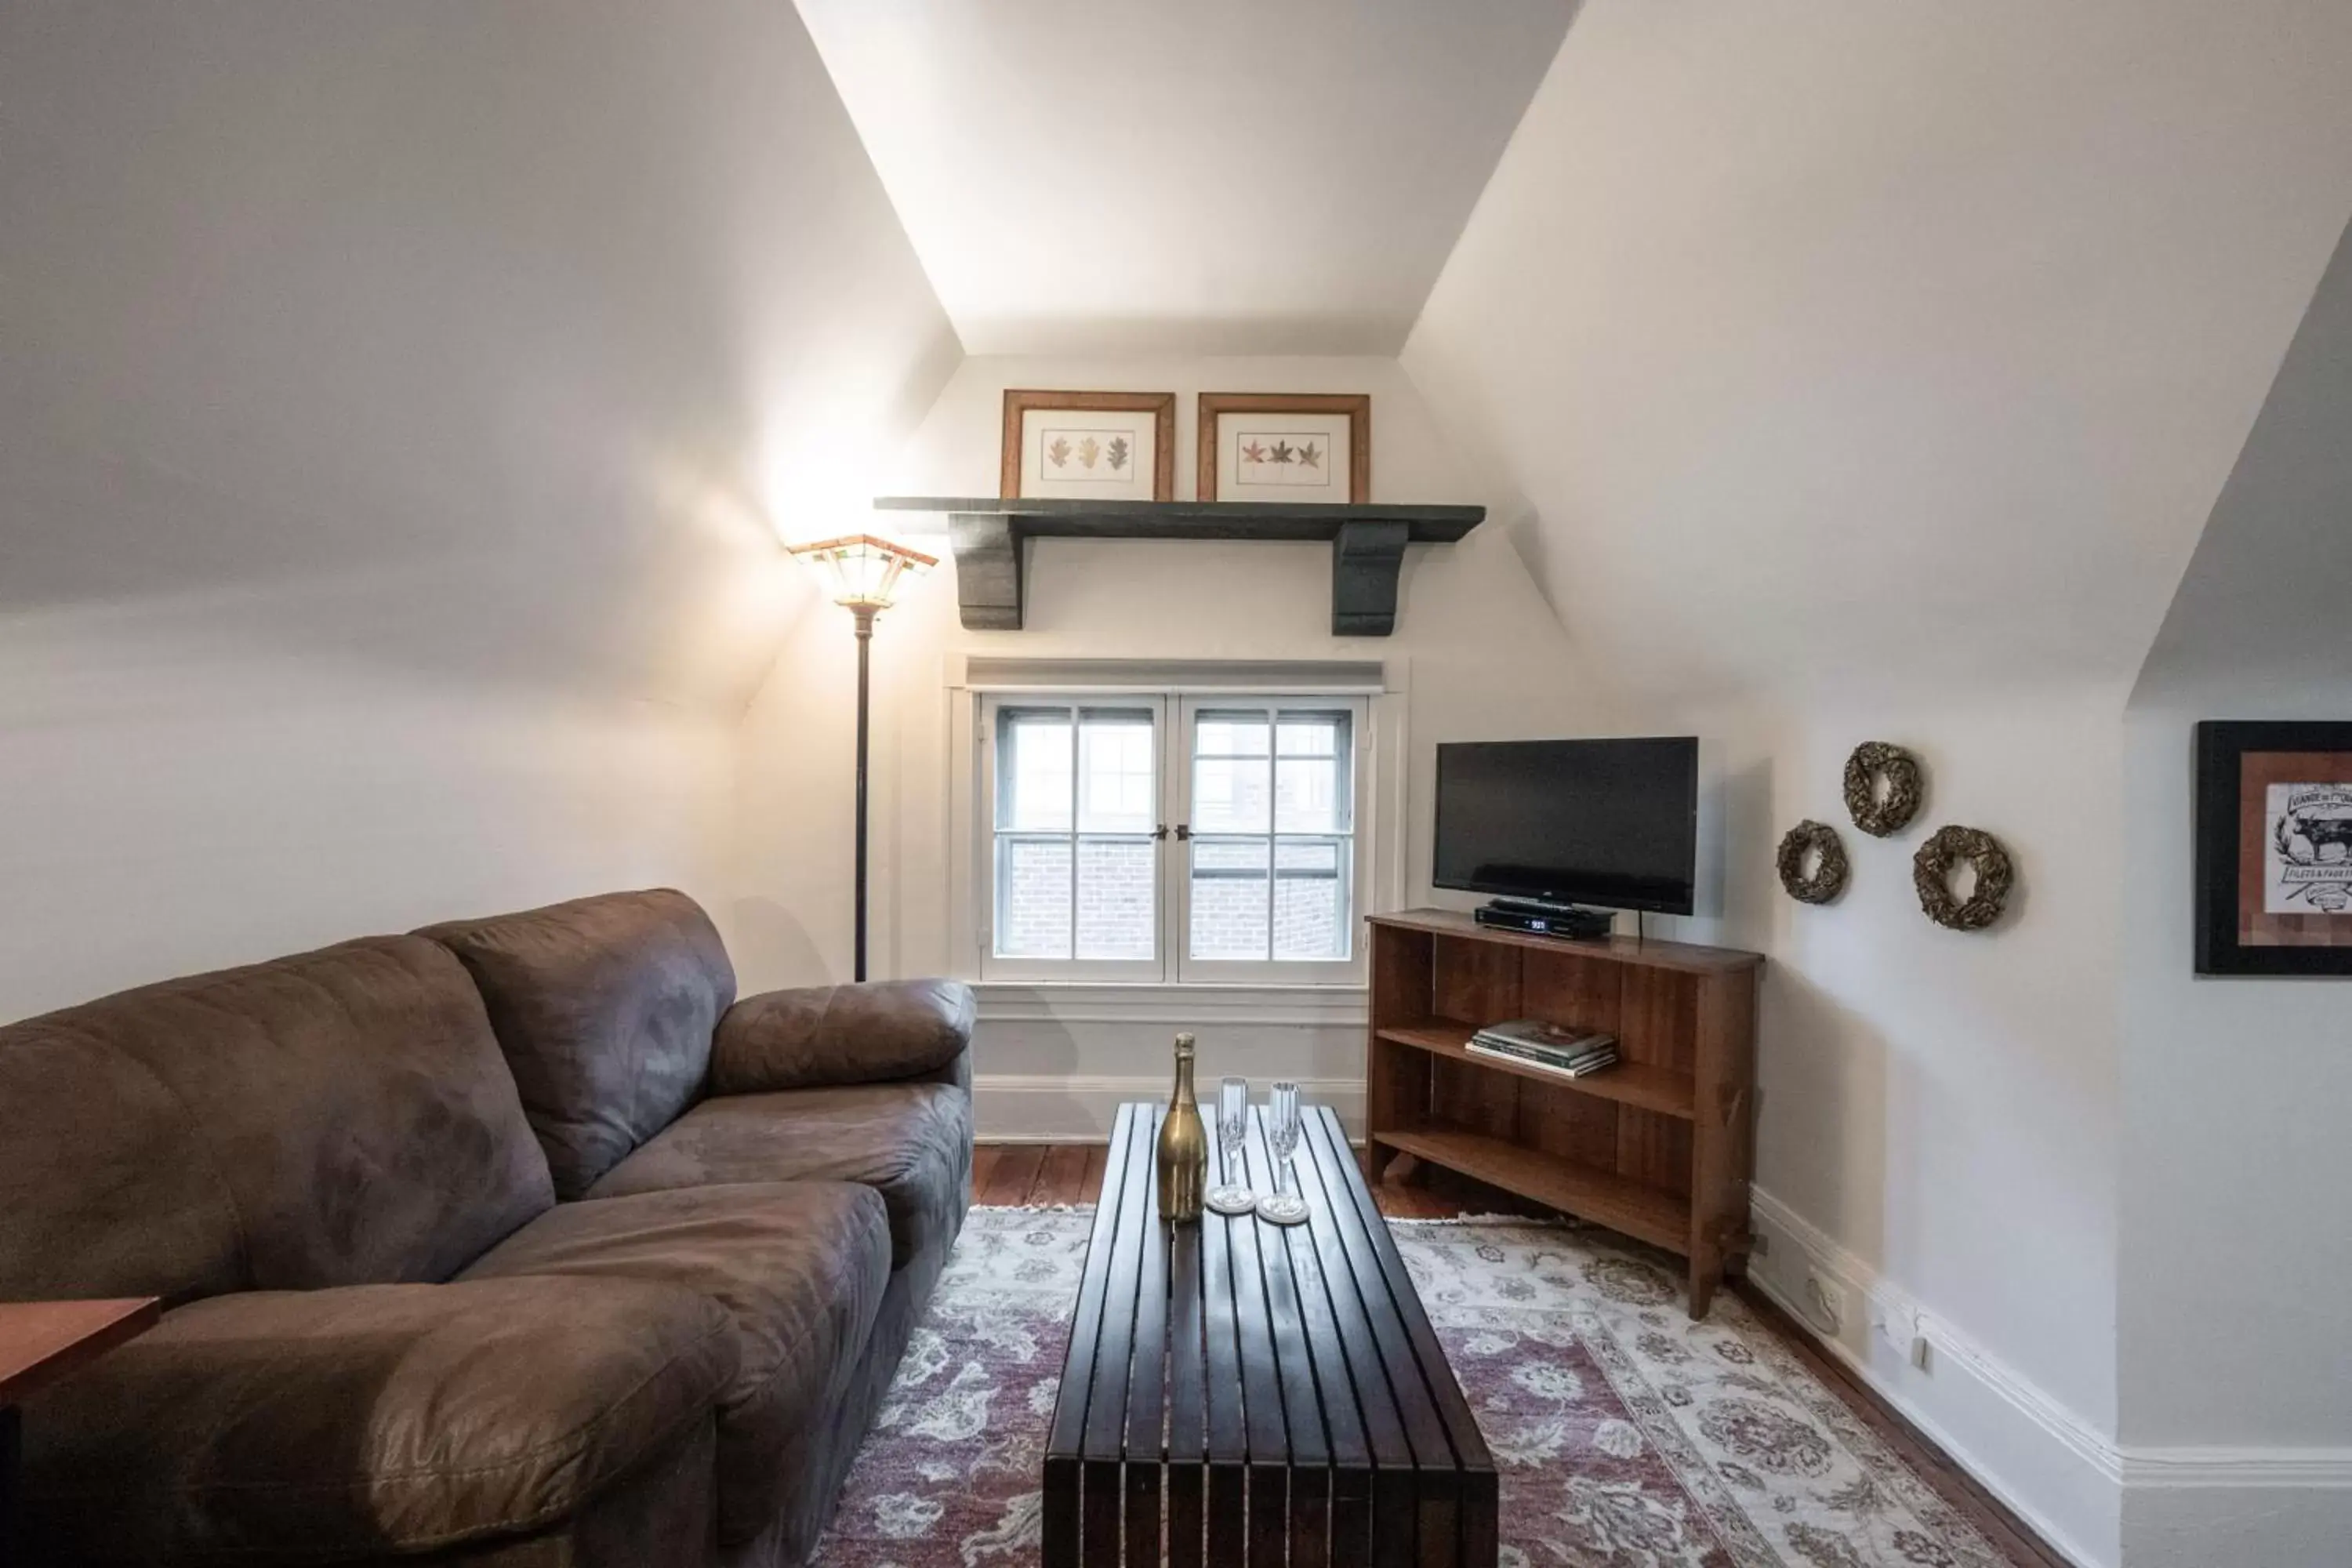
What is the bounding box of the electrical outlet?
[1804,1272,1845,1334]
[1871,1304,1932,1371]
[1871,1302,1933,1371]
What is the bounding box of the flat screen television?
[1433,737,1698,915]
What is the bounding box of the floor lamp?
[785,533,936,982]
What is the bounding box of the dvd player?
[1473,900,1615,939]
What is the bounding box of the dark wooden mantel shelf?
[872,496,1485,637]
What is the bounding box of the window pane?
[1275,713,1351,833]
[1189,837,1269,960]
[1276,717,1341,755]
[997,709,1072,832]
[996,837,1072,958]
[1196,712,1270,757]
[1275,838,1348,960]
[1192,753,1271,833]
[1192,710,1271,837]
[1076,837,1156,960]
[1276,757,1341,833]
[1078,709,1156,833]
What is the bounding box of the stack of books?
[1465,1018,1619,1079]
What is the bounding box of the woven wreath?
[1775,820,1849,905]
[1913,825,2013,931]
[1843,742,1924,837]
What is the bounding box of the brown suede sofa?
[0,889,974,1567]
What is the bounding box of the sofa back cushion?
[419,890,736,1199]
[0,936,554,1303]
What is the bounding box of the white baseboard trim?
[1749,1190,2352,1568]
[2117,1446,2352,1489]
[1746,1188,2119,1568]
[972,1073,1365,1142]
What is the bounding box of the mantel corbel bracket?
[1331,519,1411,637]
[949,512,1023,631]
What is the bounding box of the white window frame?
[1173,695,1367,986]
[978,694,1171,984]
[952,660,1399,990]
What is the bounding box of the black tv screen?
[1433,738,1698,915]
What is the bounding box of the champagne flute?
[1254,1080,1309,1225]
[1205,1076,1255,1215]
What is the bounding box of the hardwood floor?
[973,1141,2071,1568]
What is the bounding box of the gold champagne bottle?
[1156,1033,1207,1223]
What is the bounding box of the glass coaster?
[1254,1191,1309,1226]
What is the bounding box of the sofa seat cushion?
[21,1276,734,1564]
[586,1083,971,1270]
[460,1182,890,1544]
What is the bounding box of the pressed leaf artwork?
[1232,424,1348,490]
[1031,420,1156,492]
[1018,397,1167,496]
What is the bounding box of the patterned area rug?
[811,1208,2014,1567]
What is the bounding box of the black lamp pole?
[851,603,876,982]
[787,530,932,985]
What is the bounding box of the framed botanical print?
[1198,393,1370,503]
[1000,390,1175,502]
[2195,720,2352,975]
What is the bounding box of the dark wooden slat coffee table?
[1045,1102,1496,1567]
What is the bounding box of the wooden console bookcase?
[1365,909,1763,1317]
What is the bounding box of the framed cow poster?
[2195,720,2352,975]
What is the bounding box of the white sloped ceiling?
[1403,0,2352,705]
[1,0,958,715]
[793,0,1577,355]
[2134,217,2352,706]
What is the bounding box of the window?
[980,693,1367,983]
[992,704,1160,973]
[1184,703,1355,973]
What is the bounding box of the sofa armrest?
[20,1278,733,1561]
[710,978,975,1096]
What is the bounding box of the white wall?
[1396,4,2352,1561]
[0,620,735,1015]
[1656,689,2127,1564]
[732,354,1623,1131]
[0,0,956,1015]
[2114,219,2352,1566]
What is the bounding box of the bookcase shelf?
[1374,1123,1690,1251]
[1374,1020,1697,1120]
[1366,909,1763,1318]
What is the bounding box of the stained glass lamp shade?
[784,533,936,612]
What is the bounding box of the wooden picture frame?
[2194,720,2352,975]
[1000,390,1175,502]
[1197,392,1370,503]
